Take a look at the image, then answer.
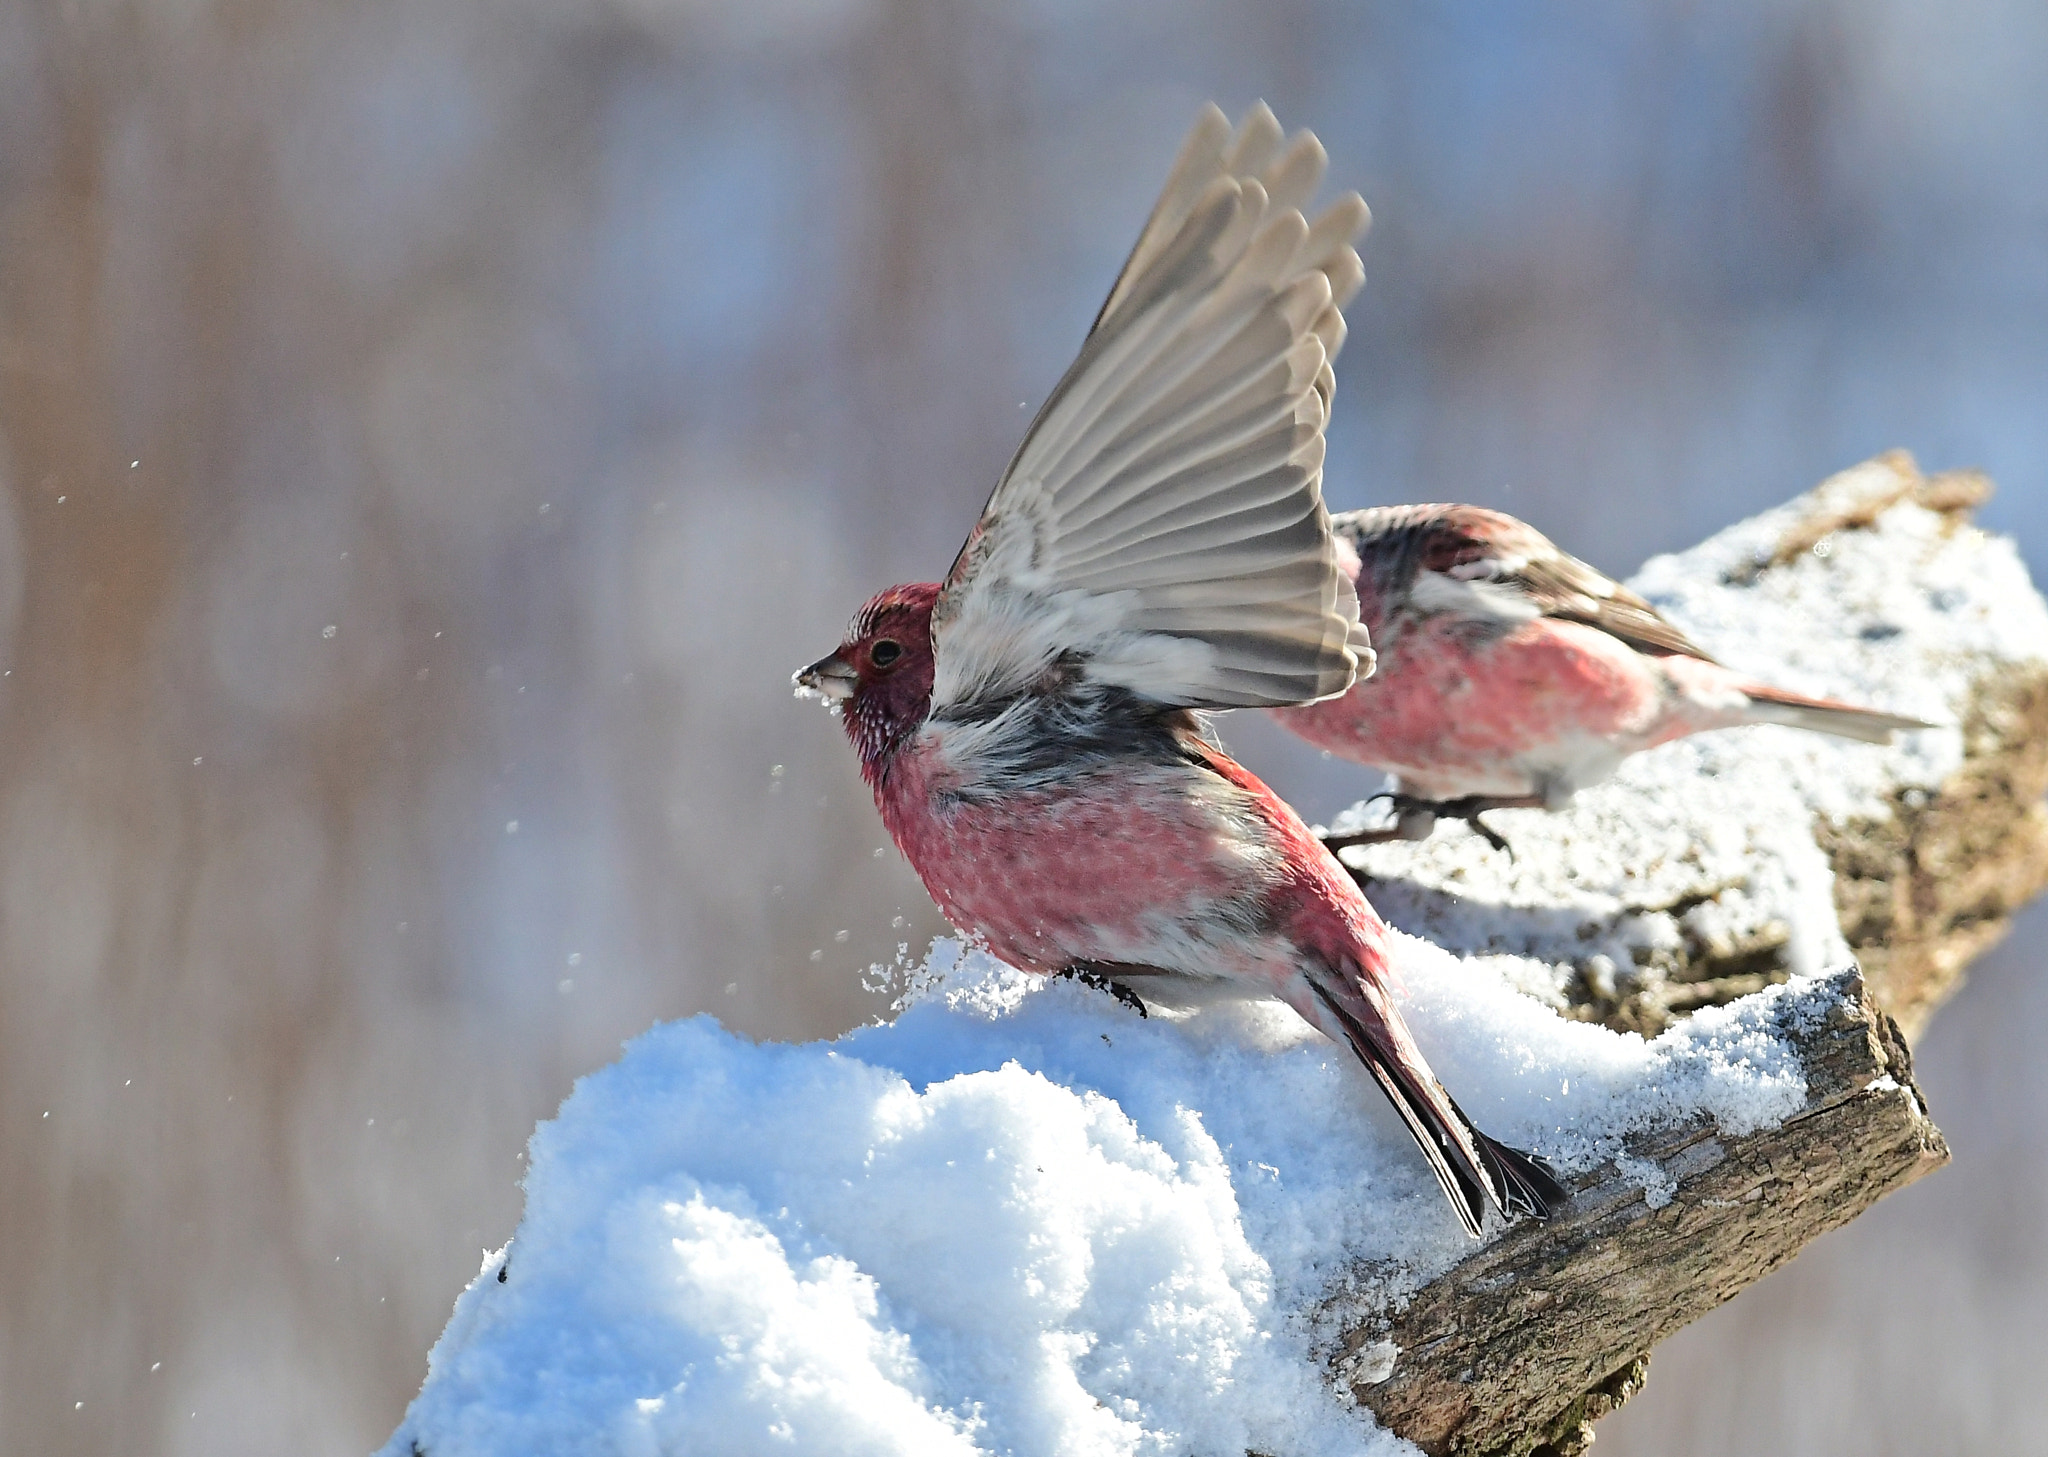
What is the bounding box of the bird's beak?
[793,652,857,703]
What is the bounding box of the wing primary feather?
[931,103,1373,714]
[1091,104,1234,333]
[1222,101,1285,176]
[1320,245,1366,310]
[1056,420,1323,568]
[1311,357,1337,412]
[1057,423,1324,569]
[1022,182,1249,480]
[1113,555,1336,609]
[1259,130,1326,212]
[1036,288,1314,511]
[1049,334,1325,528]
[1299,193,1370,269]
[1055,395,1325,563]
[1312,305,1348,359]
[1062,490,1325,587]
[1042,263,1332,498]
[1038,186,1339,496]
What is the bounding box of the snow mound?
[381,935,1815,1457]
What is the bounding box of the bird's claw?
[1055,966,1149,1017]
[1319,795,1527,858]
[1319,795,1435,852]
[1466,813,1515,859]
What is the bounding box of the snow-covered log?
[381,456,2046,1457]
[1331,966,1944,1457]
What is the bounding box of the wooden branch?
[1328,967,1947,1457]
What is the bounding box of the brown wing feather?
[1340,503,1718,662]
[1510,551,1717,661]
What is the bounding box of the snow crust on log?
[1328,456,2048,1033]
[379,938,1816,1457]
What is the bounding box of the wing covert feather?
[1336,504,1719,661]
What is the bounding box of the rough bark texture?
[1818,661,2048,1039]
[1331,968,1947,1456]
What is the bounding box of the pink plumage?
[1276,503,1931,844]
[796,107,1561,1237]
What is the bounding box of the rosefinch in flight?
[1275,503,1932,851]
[797,104,1561,1236]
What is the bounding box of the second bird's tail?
[1739,683,1933,745]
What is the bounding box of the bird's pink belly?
[880,766,1252,977]
[1281,618,1666,798]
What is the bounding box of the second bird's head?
[794,581,940,769]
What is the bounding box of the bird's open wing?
[928,103,1374,716]
[1351,504,1715,661]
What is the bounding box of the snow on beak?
[793,652,857,703]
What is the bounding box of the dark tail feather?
[1353,1050,1491,1238]
[1740,684,1934,746]
[1307,978,1561,1238]
[1474,1129,1568,1220]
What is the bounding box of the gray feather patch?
[932,102,1373,715]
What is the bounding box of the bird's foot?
[1054,966,1149,1017]
[1462,810,1515,859]
[1417,794,1547,858]
[1320,792,1439,851]
[1320,794,1543,858]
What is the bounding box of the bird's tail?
[1474,1128,1568,1220]
[1739,683,1934,745]
[1306,972,1565,1238]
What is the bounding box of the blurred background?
[1,1,2043,1451]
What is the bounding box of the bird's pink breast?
[873,737,1255,976]
[866,721,1397,1016]
[1280,616,1672,798]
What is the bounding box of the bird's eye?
[869,639,903,669]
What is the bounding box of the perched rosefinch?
[796,104,1561,1237]
[1274,503,1933,851]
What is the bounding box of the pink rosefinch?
[1275,503,1932,851]
[797,104,1561,1237]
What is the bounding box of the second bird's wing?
[928,103,1374,717]
[1347,503,1716,661]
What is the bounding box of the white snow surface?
[382,935,1815,1457]
[1630,476,2048,819]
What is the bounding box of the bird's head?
[794,581,940,774]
